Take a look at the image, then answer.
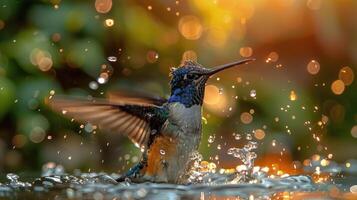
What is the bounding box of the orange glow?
[178,15,203,40]
[266,52,279,63]
[307,0,322,10]
[307,60,320,75]
[289,90,297,101]
[254,129,265,140]
[239,47,253,57]
[240,112,253,124]
[38,57,53,71]
[204,85,221,105]
[29,48,53,71]
[95,0,112,14]
[331,80,345,95]
[339,66,354,86]
[203,85,228,114]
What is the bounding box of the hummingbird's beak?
[205,58,255,76]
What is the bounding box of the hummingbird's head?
[168,59,254,107]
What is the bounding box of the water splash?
[1,160,355,199]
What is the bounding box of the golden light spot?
[312,154,320,161]
[104,19,114,27]
[182,50,197,62]
[38,57,53,71]
[266,52,279,63]
[146,50,159,63]
[351,125,357,138]
[240,112,253,124]
[346,162,351,168]
[147,5,152,10]
[204,85,221,105]
[95,0,112,14]
[320,159,329,166]
[322,115,329,124]
[237,77,242,83]
[239,47,253,58]
[331,80,345,95]
[303,159,311,166]
[289,90,297,101]
[307,60,320,75]
[254,129,265,140]
[178,15,203,40]
[307,0,322,10]
[30,49,53,71]
[338,66,354,86]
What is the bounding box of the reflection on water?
[1,162,356,200]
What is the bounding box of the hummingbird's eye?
[187,74,197,80]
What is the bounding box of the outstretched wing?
[108,90,167,106]
[48,95,168,148]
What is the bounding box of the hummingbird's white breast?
[166,102,202,182]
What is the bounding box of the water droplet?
[97,77,107,84]
[160,149,166,155]
[250,90,256,98]
[107,56,117,62]
[234,134,241,140]
[6,173,19,182]
[89,81,98,90]
[208,135,215,143]
[246,133,252,140]
[104,18,114,27]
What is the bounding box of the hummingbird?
[49,58,254,184]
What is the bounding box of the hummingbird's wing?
[48,95,168,148]
[108,90,167,106]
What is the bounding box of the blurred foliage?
[0,0,356,173]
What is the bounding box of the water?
[1,161,356,200]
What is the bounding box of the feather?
[48,94,168,147]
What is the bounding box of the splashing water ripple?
[1,159,353,200]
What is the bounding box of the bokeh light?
[104,19,114,27]
[240,112,253,124]
[351,125,357,138]
[254,129,265,140]
[331,80,345,95]
[307,60,320,75]
[178,15,203,40]
[95,0,112,14]
[239,47,253,58]
[338,66,354,86]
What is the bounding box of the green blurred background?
[0,0,356,174]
